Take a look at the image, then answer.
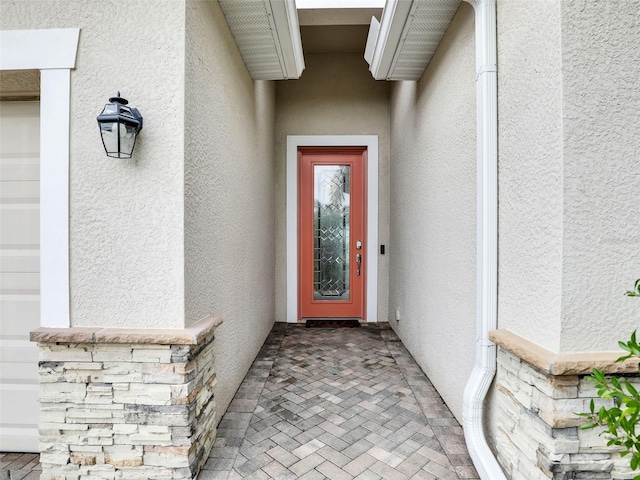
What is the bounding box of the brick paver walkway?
[200,323,478,480]
[0,452,41,480]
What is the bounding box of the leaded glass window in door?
[313,165,350,300]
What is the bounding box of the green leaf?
[617,353,634,363]
[621,341,633,353]
[576,320,640,475]
[613,377,623,390]
[625,281,640,297]
[599,406,608,421]
[580,423,597,430]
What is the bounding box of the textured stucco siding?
[496,0,640,354]
[1,1,187,328]
[496,0,564,352]
[274,53,390,323]
[559,0,640,352]
[388,3,476,422]
[185,0,276,417]
[495,0,640,354]
[486,0,640,460]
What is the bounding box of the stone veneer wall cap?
[30,314,223,345]
[490,328,639,375]
[28,327,98,344]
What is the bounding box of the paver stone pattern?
[0,453,41,480]
[201,323,478,480]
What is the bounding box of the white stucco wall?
[559,0,640,353]
[388,3,475,422]
[184,0,276,417]
[487,0,640,459]
[1,1,187,328]
[495,0,640,354]
[496,0,564,352]
[274,53,390,323]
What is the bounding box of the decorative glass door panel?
[314,165,350,300]
[299,149,366,319]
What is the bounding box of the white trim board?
[1,28,80,328]
[286,135,379,323]
[0,29,79,70]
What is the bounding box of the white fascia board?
[270,0,305,79]
[364,16,380,65]
[0,28,80,70]
[369,0,413,80]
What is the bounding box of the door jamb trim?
[286,135,378,323]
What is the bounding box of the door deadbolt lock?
[356,240,362,250]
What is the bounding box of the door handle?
[356,253,362,276]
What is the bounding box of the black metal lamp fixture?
[96,92,143,158]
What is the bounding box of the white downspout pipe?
[461,0,506,479]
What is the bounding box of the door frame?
[286,135,378,323]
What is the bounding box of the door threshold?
[305,319,361,328]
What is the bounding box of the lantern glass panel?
[103,103,118,114]
[100,122,119,157]
[120,123,138,157]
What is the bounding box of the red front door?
[299,148,366,319]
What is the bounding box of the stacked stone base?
[31,315,222,480]
[491,329,640,480]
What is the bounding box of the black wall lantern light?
[96,92,143,158]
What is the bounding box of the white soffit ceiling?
[219,0,305,80]
[367,0,462,81]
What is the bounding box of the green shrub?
[578,279,640,477]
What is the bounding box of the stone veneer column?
[30,315,222,480]
[490,329,640,480]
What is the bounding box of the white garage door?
[0,101,40,452]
